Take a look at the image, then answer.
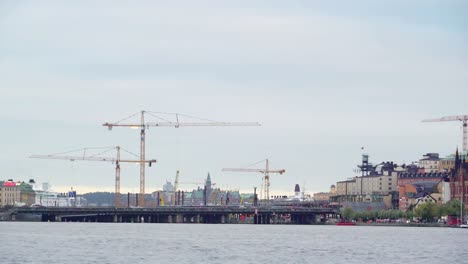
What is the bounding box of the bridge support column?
[196,214,200,223]
[176,214,183,223]
[168,215,173,223]
[113,215,118,223]
[221,215,225,224]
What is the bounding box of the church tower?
[205,173,212,205]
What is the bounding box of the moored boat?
[336,220,356,226]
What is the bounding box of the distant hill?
[81,192,115,206]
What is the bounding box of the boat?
[336,220,356,226]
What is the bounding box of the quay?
[11,206,340,224]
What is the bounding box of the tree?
[442,200,461,216]
[415,202,438,222]
[341,207,354,220]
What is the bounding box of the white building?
[419,153,440,173]
[31,182,79,207]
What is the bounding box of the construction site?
[29,110,293,208]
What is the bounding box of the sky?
[1,0,467,196]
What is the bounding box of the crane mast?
[103,110,260,207]
[140,111,146,208]
[30,146,156,207]
[222,159,285,206]
[422,115,468,152]
[115,146,121,207]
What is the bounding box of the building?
[398,172,448,186]
[313,185,336,202]
[450,149,468,209]
[205,173,212,206]
[0,180,21,206]
[414,193,438,208]
[334,171,398,202]
[398,181,444,211]
[419,153,440,173]
[162,180,175,205]
[332,156,400,209]
[438,151,468,172]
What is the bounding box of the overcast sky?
[1,0,467,195]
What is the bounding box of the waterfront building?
[450,149,468,209]
[414,193,438,208]
[398,181,445,211]
[32,189,77,207]
[19,180,36,206]
[332,156,400,209]
[334,170,398,201]
[0,180,21,206]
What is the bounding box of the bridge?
[12,206,340,224]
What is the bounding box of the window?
[388,187,392,190]
[379,187,382,190]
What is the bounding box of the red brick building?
[450,149,468,209]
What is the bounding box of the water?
[1,222,467,264]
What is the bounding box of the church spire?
[206,172,211,185]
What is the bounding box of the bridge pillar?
[168,215,173,223]
[221,215,225,224]
[176,214,183,223]
[113,215,118,223]
[196,214,200,223]
[272,214,277,224]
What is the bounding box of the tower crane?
[30,146,156,207]
[222,159,285,205]
[422,115,468,152]
[102,110,260,206]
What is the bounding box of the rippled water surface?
[1,222,467,264]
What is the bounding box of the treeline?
[81,192,115,206]
[342,200,462,222]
